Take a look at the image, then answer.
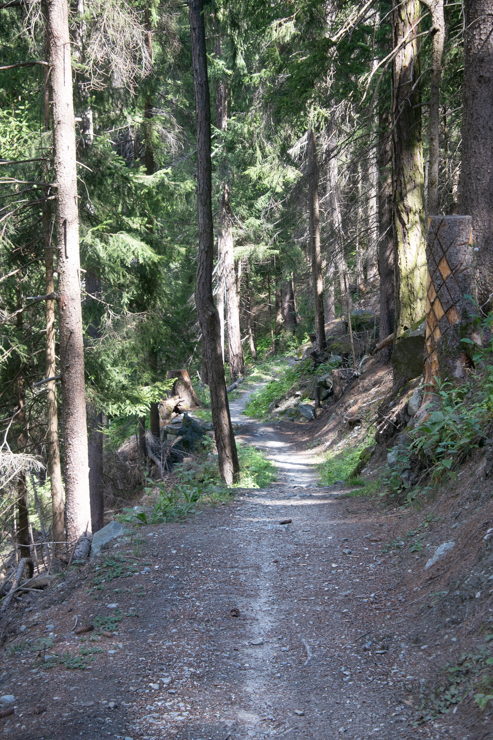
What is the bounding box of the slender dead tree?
[189,0,239,485]
[46,0,91,541]
[307,128,326,350]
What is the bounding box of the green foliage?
[421,634,493,716]
[92,555,138,587]
[318,441,370,487]
[235,445,276,488]
[93,611,123,633]
[245,357,315,419]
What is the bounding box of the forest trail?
[229,378,320,488]
[1,384,466,740]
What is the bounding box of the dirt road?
[0,385,467,739]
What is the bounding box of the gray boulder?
[407,388,422,416]
[298,403,316,420]
[425,541,455,570]
[91,521,127,559]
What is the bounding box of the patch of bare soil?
[1,360,492,740]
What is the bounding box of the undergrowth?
[385,321,493,502]
[245,357,336,419]
[318,435,376,492]
[121,443,276,525]
[421,631,493,716]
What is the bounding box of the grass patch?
[236,444,276,488]
[318,435,376,490]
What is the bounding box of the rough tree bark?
[326,120,349,318]
[459,0,493,311]
[307,128,326,350]
[392,0,427,337]
[244,268,257,360]
[378,69,395,363]
[422,0,445,216]
[189,0,239,485]
[42,37,64,546]
[281,279,297,330]
[215,34,244,381]
[46,0,91,541]
[15,286,30,561]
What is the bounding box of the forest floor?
[1,360,493,740]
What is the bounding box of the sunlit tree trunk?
[189,0,239,485]
[46,0,91,541]
[392,0,427,337]
[215,34,244,380]
[42,34,64,547]
[307,128,326,350]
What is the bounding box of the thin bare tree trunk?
[189,0,239,485]
[326,120,349,318]
[378,92,395,363]
[85,270,104,532]
[355,162,364,293]
[245,268,257,360]
[15,287,30,561]
[42,43,64,547]
[281,279,297,330]
[307,128,326,350]
[367,121,379,286]
[325,259,336,322]
[422,0,445,216]
[392,0,427,337]
[46,0,91,541]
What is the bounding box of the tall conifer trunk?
[16,287,30,561]
[215,35,244,381]
[422,0,445,216]
[46,0,91,541]
[392,0,426,337]
[459,0,493,310]
[189,0,239,485]
[42,34,65,546]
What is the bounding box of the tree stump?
[425,216,477,384]
[166,370,202,409]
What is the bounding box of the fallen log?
[0,558,33,613]
[227,376,244,394]
[372,333,394,354]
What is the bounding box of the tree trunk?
[326,120,349,318]
[85,270,104,533]
[281,279,297,329]
[87,405,104,532]
[221,185,244,379]
[189,0,239,485]
[42,42,64,546]
[367,117,380,286]
[378,73,395,363]
[245,268,257,360]
[46,0,91,541]
[138,416,146,463]
[459,0,493,311]
[392,0,427,337]
[274,283,282,354]
[307,128,326,350]
[149,350,160,439]
[325,259,336,322]
[422,0,445,217]
[355,162,364,294]
[15,287,30,561]
[215,35,244,381]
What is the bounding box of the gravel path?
[1,383,460,740]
